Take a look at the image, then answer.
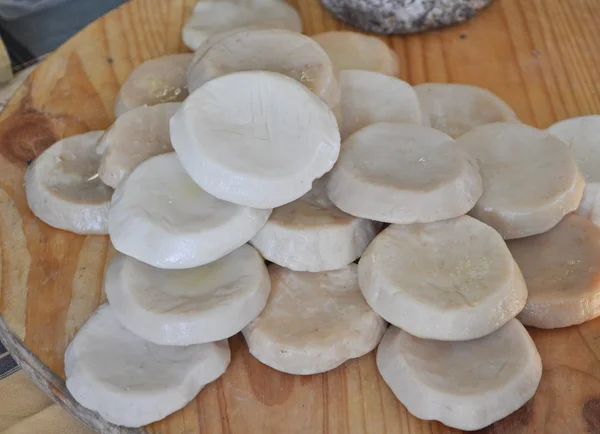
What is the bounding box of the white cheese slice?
[170,71,340,208]
[108,153,271,269]
[250,177,382,272]
[377,320,542,431]
[25,131,112,235]
[65,304,230,427]
[186,28,341,114]
[327,123,482,223]
[104,245,270,345]
[339,69,423,139]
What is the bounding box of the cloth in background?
[0,0,128,60]
[0,0,68,20]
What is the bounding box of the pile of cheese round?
[23,0,600,430]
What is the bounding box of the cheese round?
[377,320,542,431]
[327,123,482,223]
[186,28,341,113]
[250,177,382,272]
[312,31,399,76]
[243,264,387,375]
[98,103,180,188]
[182,0,301,51]
[170,71,340,208]
[108,153,271,269]
[358,216,527,340]
[339,70,423,139]
[547,115,600,226]
[104,245,270,345]
[456,122,585,239]
[25,131,112,235]
[414,83,519,138]
[65,304,230,427]
[507,213,600,328]
[114,54,192,117]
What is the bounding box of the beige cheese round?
[186,28,341,115]
[547,115,600,226]
[377,320,542,431]
[25,130,112,235]
[358,216,527,340]
[312,31,399,76]
[339,70,423,139]
[114,54,192,117]
[327,123,482,223]
[456,122,585,239]
[243,264,387,375]
[508,213,600,329]
[414,83,519,138]
[98,102,180,188]
[250,177,382,272]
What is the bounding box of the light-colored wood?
[1,0,600,432]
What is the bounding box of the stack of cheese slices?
[23,0,600,430]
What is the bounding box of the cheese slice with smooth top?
[339,70,423,139]
[547,115,600,226]
[358,216,528,340]
[377,320,542,431]
[414,83,519,138]
[114,54,192,117]
[312,31,399,76]
[108,153,271,269]
[507,213,600,329]
[456,122,585,239]
[327,123,482,223]
[98,102,180,188]
[65,304,230,427]
[171,71,341,209]
[243,264,387,375]
[182,0,302,51]
[250,177,383,272]
[25,130,112,235]
[186,28,341,114]
[104,245,270,345]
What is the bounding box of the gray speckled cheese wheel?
[320,0,494,34]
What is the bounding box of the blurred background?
[0,0,127,70]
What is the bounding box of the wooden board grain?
[1,0,600,432]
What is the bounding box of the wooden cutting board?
[1,0,600,432]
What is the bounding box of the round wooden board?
[1,0,600,432]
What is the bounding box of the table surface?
[1,0,600,432]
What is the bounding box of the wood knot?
[583,398,600,433]
[0,111,56,166]
[474,399,532,433]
